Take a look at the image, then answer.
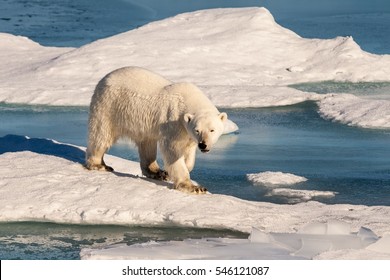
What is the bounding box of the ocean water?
[0,0,389,259]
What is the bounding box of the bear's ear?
[184,113,194,123]
[219,112,228,122]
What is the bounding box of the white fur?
[86,67,227,193]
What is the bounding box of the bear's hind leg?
[138,139,168,181]
[85,112,115,171]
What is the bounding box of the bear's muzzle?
[198,142,209,153]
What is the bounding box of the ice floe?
[318,93,390,129]
[246,171,336,203]
[267,189,337,204]
[247,171,308,186]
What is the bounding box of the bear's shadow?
[0,134,173,188]
[0,134,85,163]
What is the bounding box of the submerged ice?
[80,221,390,260]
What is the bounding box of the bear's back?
[97,67,172,98]
[165,83,219,115]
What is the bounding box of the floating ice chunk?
[318,93,390,129]
[247,171,336,203]
[269,188,337,203]
[246,171,308,186]
[223,119,239,134]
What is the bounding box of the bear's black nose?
[198,142,207,150]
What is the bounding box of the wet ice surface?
[290,81,390,101]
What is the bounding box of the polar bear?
[85,67,228,194]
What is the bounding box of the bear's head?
[184,112,228,153]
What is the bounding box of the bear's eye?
[210,129,215,132]
[195,130,200,135]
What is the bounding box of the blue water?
[0,0,389,260]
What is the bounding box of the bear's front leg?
[170,160,208,194]
[184,143,197,172]
[160,142,207,194]
[176,180,207,194]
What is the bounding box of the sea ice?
[318,93,390,129]
[223,119,239,134]
[246,172,337,203]
[246,171,308,186]
[268,189,337,203]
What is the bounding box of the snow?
[1,134,390,260]
[0,8,389,128]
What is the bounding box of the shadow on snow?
[0,134,173,187]
[0,134,85,164]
